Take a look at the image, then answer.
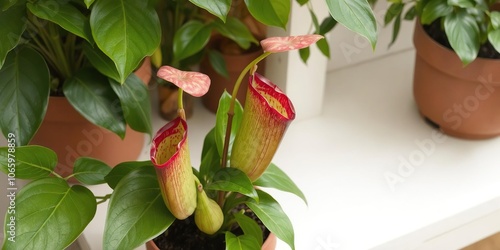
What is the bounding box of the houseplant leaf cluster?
[0,0,157,146]
[382,0,500,64]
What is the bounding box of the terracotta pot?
[413,22,500,139]
[29,60,151,179]
[200,38,265,113]
[145,232,276,250]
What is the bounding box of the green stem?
[96,194,112,205]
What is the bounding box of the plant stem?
[177,88,186,120]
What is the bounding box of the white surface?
[3,49,500,250]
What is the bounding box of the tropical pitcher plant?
[0,35,322,250]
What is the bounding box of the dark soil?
[423,20,500,59]
[152,205,270,250]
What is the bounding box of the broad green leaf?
[173,21,212,62]
[189,0,231,22]
[244,0,290,29]
[234,213,263,245]
[254,163,307,205]
[316,38,330,58]
[447,0,474,8]
[325,0,377,48]
[27,0,92,42]
[246,190,295,250]
[490,11,500,30]
[389,12,402,46]
[105,160,153,189]
[299,47,310,63]
[215,91,244,158]
[103,166,175,250]
[90,0,160,83]
[0,145,56,179]
[0,46,49,146]
[225,232,261,250]
[212,17,258,50]
[421,0,452,24]
[0,3,26,68]
[384,3,403,26]
[110,74,152,135]
[444,10,480,65]
[73,157,112,185]
[205,168,258,201]
[201,127,217,159]
[63,68,126,138]
[83,42,121,83]
[319,16,338,35]
[207,49,229,78]
[2,178,96,250]
[488,29,500,54]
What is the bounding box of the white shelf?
[3,49,500,250]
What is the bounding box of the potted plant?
[382,0,500,139]
[0,0,158,176]
[0,34,320,250]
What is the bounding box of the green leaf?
[404,6,416,20]
[73,157,112,185]
[488,29,500,54]
[253,163,307,205]
[325,0,377,48]
[0,3,26,68]
[173,21,212,62]
[1,0,19,11]
[110,74,152,135]
[234,213,263,245]
[212,17,258,50]
[0,46,49,146]
[490,11,500,30]
[299,47,310,63]
[246,190,295,250]
[384,3,403,26]
[63,68,126,138]
[207,49,229,78]
[447,0,474,8]
[199,144,221,187]
[205,168,258,201]
[215,91,244,158]
[244,0,290,29]
[316,38,330,58]
[2,178,96,250]
[83,42,121,83]
[189,0,231,22]
[319,16,338,35]
[296,0,309,5]
[27,0,92,42]
[310,9,320,33]
[90,0,160,83]
[389,12,402,46]
[421,0,453,24]
[444,10,480,65]
[225,232,261,250]
[105,160,153,189]
[0,145,56,179]
[84,0,94,8]
[103,166,175,250]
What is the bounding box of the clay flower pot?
[29,61,152,179]
[145,232,277,250]
[413,22,500,139]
